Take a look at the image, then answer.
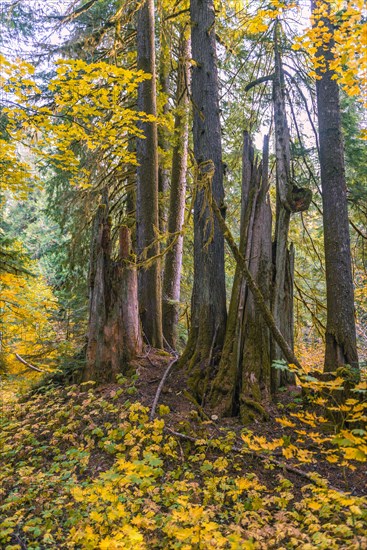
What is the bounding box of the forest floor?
[1,352,366,549]
[133,352,367,497]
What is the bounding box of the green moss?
[240,398,269,425]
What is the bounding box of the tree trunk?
[271,204,295,390]
[210,134,272,421]
[158,14,171,236]
[162,32,190,350]
[181,0,227,400]
[118,226,143,363]
[84,200,142,383]
[207,169,303,373]
[136,0,163,348]
[312,0,358,373]
[125,137,137,247]
[271,22,311,390]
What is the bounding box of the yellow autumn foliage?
[0,378,366,549]
[294,0,367,108]
[1,56,155,189]
[0,251,58,374]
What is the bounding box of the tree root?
[240,398,269,423]
[183,390,211,420]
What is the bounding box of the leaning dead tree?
[210,134,273,422]
[210,23,313,419]
[83,195,142,383]
[271,21,312,391]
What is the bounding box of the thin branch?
[349,219,367,240]
[245,73,274,92]
[52,0,100,24]
[300,212,325,271]
[164,8,190,21]
[150,355,179,421]
[165,428,341,492]
[15,353,45,373]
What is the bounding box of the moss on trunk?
[210,134,272,422]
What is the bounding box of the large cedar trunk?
[136,0,163,348]
[181,0,227,399]
[312,0,358,373]
[162,33,190,349]
[210,134,272,422]
[84,200,142,383]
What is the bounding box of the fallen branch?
[165,428,197,443]
[165,428,341,492]
[150,355,179,420]
[15,353,45,373]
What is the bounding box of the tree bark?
[118,226,143,363]
[210,134,272,422]
[84,199,142,383]
[181,0,227,399]
[136,0,163,348]
[162,32,190,349]
[158,13,171,236]
[312,0,358,373]
[208,178,303,373]
[271,22,311,390]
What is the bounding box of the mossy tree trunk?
[84,198,142,383]
[136,0,163,348]
[162,31,190,349]
[180,0,227,400]
[210,134,272,421]
[312,0,358,375]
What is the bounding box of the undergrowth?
[0,372,366,549]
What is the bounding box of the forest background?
[1,0,366,389]
[0,0,367,548]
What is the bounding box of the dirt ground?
[110,350,367,498]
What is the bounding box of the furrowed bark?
[208,186,303,373]
[136,0,163,348]
[312,0,358,374]
[210,134,273,422]
[180,0,227,399]
[158,14,171,235]
[84,199,142,383]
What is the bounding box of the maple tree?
[0,263,58,374]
